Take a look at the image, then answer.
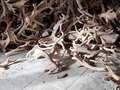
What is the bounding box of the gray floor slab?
[0,53,117,90]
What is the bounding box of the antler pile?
[0,0,120,85]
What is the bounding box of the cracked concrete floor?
[0,53,118,90]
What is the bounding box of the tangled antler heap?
[0,0,120,85]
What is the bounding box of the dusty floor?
[0,53,117,90]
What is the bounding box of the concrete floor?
[0,53,117,90]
